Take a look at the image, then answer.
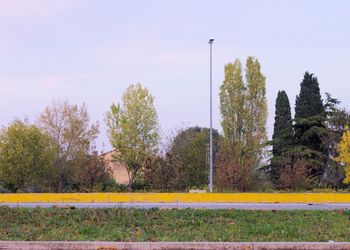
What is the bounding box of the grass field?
[1,207,350,242]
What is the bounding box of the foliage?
[144,126,220,191]
[215,139,254,191]
[336,129,350,184]
[294,72,327,182]
[278,156,311,190]
[38,100,99,192]
[323,93,350,188]
[295,72,324,119]
[143,154,178,191]
[0,184,10,193]
[219,57,268,190]
[105,83,160,190]
[168,126,220,190]
[72,151,114,192]
[270,90,294,183]
[0,121,55,192]
[1,207,350,242]
[244,57,268,159]
[220,59,245,143]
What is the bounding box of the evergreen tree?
[294,72,327,182]
[271,90,293,183]
[323,93,350,188]
[295,72,324,120]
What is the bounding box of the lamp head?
[208,37,215,44]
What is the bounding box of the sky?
[0,0,349,152]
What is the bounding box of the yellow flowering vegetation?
[336,129,350,184]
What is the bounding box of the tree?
[271,90,294,183]
[105,83,160,190]
[38,100,99,192]
[244,57,268,166]
[294,72,327,182]
[278,156,310,190]
[73,151,113,192]
[220,59,245,144]
[215,139,254,191]
[143,153,178,191]
[323,93,350,188]
[0,121,55,192]
[336,129,350,184]
[295,72,324,120]
[167,126,220,190]
[219,56,268,190]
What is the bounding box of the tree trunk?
[128,172,134,192]
[58,173,64,193]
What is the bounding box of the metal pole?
[208,38,214,193]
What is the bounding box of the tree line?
[270,73,350,190]
[0,101,113,192]
[1,56,350,192]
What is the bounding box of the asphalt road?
[2,202,350,210]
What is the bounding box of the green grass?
[1,207,350,241]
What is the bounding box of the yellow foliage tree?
[336,129,350,184]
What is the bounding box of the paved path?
[1,241,349,250]
[2,202,350,210]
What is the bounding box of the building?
[100,150,129,185]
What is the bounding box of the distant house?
[100,150,129,185]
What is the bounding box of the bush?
[143,153,183,191]
[100,180,128,192]
[0,183,10,193]
[167,127,220,190]
[0,121,55,192]
[72,152,114,192]
[278,158,311,190]
[215,142,255,191]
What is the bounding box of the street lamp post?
[208,37,214,193]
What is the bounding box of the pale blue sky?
[0,0,349,152]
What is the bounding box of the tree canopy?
[105,83,160,190]
[271,90,294,183]
[336,129,350,184]
[169,126,220,190]
[294,72,328,182]
[0,121,55,192]
[218,57,268,191]
[39,100,99,192]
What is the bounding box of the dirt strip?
[1,241,350,250]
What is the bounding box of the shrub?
[278,158,311,190]
[215,142,255,191]
[143,153,179,191]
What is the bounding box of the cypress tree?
[295,72,324,121]
[294,72,327,181]
[271,90,293,183]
